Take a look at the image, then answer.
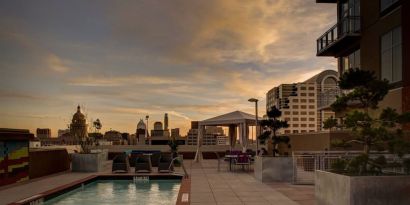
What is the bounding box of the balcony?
[317,16,361,57]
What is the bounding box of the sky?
[0,0,336,137]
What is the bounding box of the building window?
[308,87,315,90]
[284,111,291,115]
[293,111,299,115]
[301,130,307,133]
[309,124,315,127]
[381,0,399,12]
[309,118,315,121]
[309,111,315,115]
[293,124,299,128]
[293,118,299,121]
[301,124,307,127]
[309,99,315,103]
[301,99,307,103]
[301,117,307,121]
[308,93,315,97]
[341,49,361,72]
[293,130,299,134]
[381,26,402,83]
[292,99,299,103]
[301,111,307,115]
[301,105,307,109]
[300,87,306,90]
[285,130,291,134]
[293,105,299,109]
[300,93,307,96]
[309,105,315,109]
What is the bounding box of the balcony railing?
[317,16,360,56]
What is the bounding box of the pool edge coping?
[8,174,190,205]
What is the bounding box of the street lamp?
[145,115,149,145]
[248,98,259,154]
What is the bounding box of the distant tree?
[258,106,290,157]
[326,68,410,175]
[93,119,102,133]
[323,116,338,130]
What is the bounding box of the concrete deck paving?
[0,159,315,205]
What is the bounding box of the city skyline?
[0,0,337,136]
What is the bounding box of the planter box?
[254,156,293,182]
[315,170,410,205]
[71,153,104,172]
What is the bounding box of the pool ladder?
[170,156,189,179]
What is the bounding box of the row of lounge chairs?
[112,152,175,173]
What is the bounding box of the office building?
[266,70,339,134]
[36,128,51,140]
[186,121,226,145]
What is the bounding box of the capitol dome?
[137,119,146,130]
[72,105,86,123]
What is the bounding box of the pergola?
[194,110,261,162]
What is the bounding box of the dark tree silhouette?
[258,106,290,157]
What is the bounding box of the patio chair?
[135,155,152,173]
[234,154,251,172]
[112,153,130,173]
[150,152,161,167]
[158,153,174,173]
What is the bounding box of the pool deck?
[0,160,314,205]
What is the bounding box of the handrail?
[317,16,360,54]
[169,156,189,179]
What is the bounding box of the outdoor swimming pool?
[43,180,181,205]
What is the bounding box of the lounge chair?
[112,153,130,173]
[158,153,174,173]
[150,152,161,167]
[135,155,152,173]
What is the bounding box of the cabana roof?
[200,110,261,126]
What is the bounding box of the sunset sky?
[0,0,337,136]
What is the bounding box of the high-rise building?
[164,113,169,131]
[36,128,51,139]
[57,129,70,138]
[316,0,409,129]
[171,128,180,137]
[266,70,339,134]
[186,122,226,145]
[136,119,147,144]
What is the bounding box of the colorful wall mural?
[0,129,31,187]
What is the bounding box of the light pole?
[145,115,149,145]
[248,98,259,154]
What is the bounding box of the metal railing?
[317,16,360,54]
[292,151,409,184]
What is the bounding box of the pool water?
[43,180,181,205]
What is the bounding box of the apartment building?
[266,70,339,134]
[316,0,409,126]
[186,121,227,145]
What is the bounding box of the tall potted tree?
[316,68,410,205]
[254,106,292,182]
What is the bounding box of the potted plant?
[317,68,410,205]
[71,135,104,172]
[254,106,293,182]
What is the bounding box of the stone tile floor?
[185,160,315,205]
[0,159,315,205]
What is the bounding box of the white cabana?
[194,110,261,162]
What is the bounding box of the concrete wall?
[254,156,293,183]
[71,153,104,172]
[315,170,410,205]
[29,149,70,179]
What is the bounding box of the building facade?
[36,128,51,140]
[266,70,339,134]
[316,0,409,128]
[186,121,227,145]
